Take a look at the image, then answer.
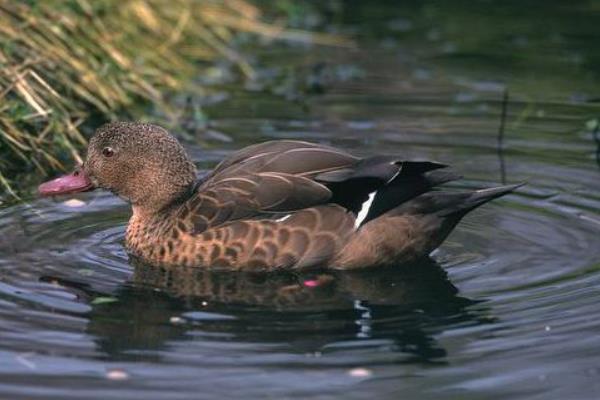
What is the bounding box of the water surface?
[1,2,600,399]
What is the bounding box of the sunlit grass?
[0,0,348,198]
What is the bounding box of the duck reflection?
[84,258,492,362]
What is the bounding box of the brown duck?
[39,122,520,271]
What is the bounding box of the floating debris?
[303,279,320,288]
[348,367,373,378]
[62,199,86,208]
[15,353,37,370]
[91,296,119,305]
[106,369,130,381]
[182,311,236,321]
[303,275,334,288]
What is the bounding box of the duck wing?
[182,140,456,235]
[178,141,359,233]
[205,140,359,180]
[177,172,332,234]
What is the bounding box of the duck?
[39,122,521,271]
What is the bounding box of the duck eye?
[102,147,114,158]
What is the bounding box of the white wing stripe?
[355,191,376,228]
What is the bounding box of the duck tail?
[456,183,524,214]
[396,183,524,254]
[436,183,524,218]
[334,183,523,269]
[388,183,523,218]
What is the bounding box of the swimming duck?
[39,122,520,270]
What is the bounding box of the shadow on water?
[44,258,490,364]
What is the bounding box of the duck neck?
[130,178,197,221]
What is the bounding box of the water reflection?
[52,257,492,363]
[496,89,509,184]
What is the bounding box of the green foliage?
[0,0,345,198]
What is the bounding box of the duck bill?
[38,168,95,197]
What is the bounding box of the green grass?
[0,0,347,199]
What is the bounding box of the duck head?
[39,122,197,214]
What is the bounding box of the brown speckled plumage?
[47,122,522,271]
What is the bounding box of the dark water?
[1,2,600,399]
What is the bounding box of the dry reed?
[0,0,348,198]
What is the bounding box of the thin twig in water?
[592,118,600,169]
[497,89,509,184]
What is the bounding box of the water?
[1,1,600,399]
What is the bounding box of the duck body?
[39,122,520,271]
